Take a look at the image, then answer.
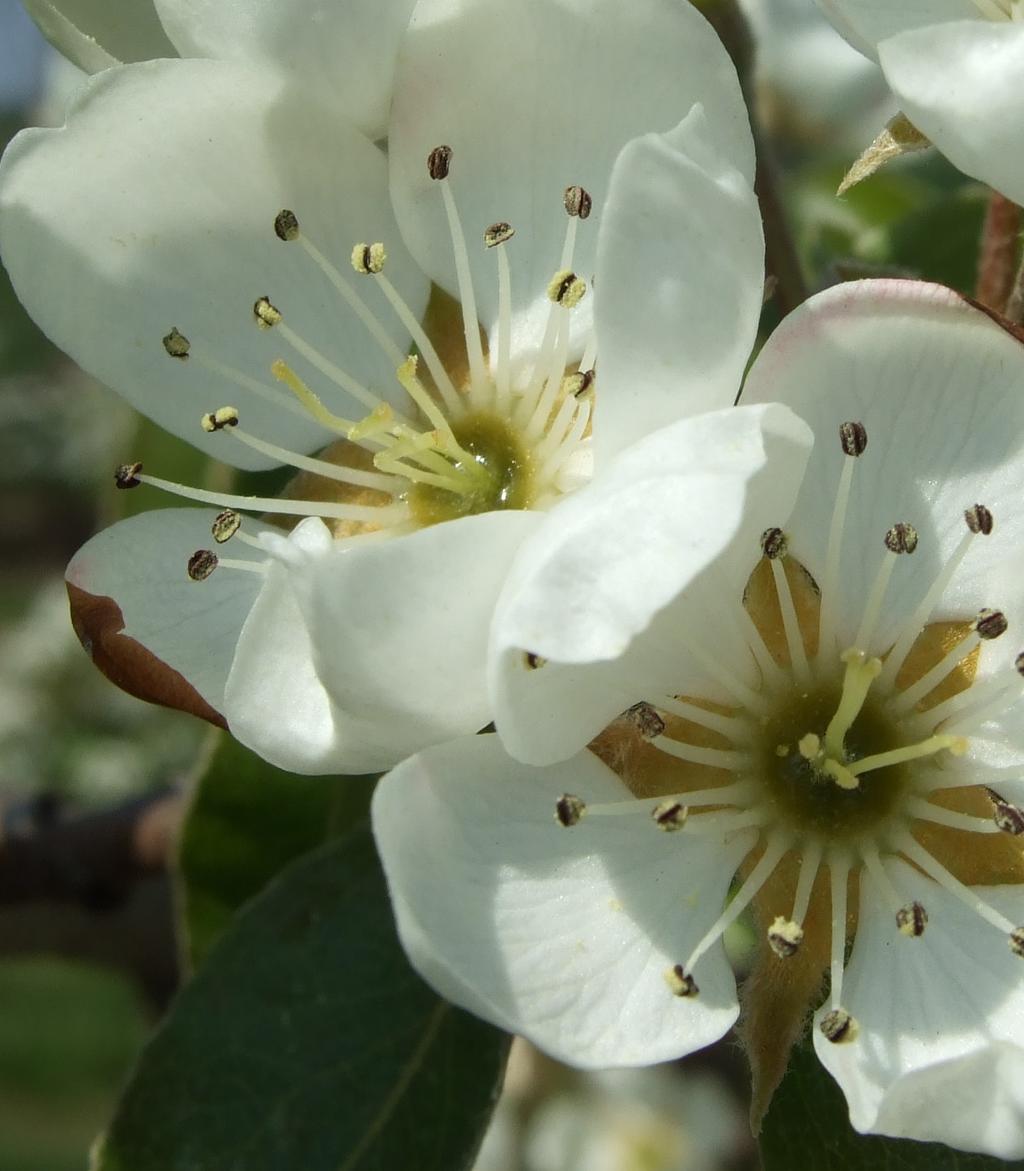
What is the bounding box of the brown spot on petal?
[66,582,225,729]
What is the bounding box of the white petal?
[153,0,416,139]
[372,734,753,1067]
[814,857,1024,1157]
[593,106,764,462]
[814,0,979,58]
[880,21,1024,205]
[65,508,267,716]
[742,280,1024,657]
[388,0,753,357]
[22,0,176,72]
[491,404,813,765]
[0,59,429,471]
[296,510,541,768]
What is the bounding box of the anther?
[274,209,300,242]
[885,522,918,554]
[664,965,699,998]
[626,701,666,740]
[547,269,587,308]
[114,461,143,489]
[351,242,386,275]
[427,144,453,180]
[819,1008,858,1044]
[767,916,804,959]
[652,801,688,832]
[1016,652,1024,676]
[838,420,867,457]
[484,222,515,248]
[200,406,240,433]
[988,789,1024,835]
[1010,927,1024,958]
[211,509,242,544]
[975,608,1008,640]
[760,527,788,560]
[523,651,547,670]
[253,296,282,329]
[555,794,586,827]
[965,504,994,535]
[895,901,928,937]
[563,185,593,220]
[187,549,219,582]
[565,369,595,398]
[162,327,191,360]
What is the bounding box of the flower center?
[550,421,1024,1042]
[113,148,596,576]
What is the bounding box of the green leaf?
[96,823,510,1171]
[177,732,374,969]
[885,185,990,297]
[760,1038,1024,1171]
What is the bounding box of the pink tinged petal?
[814,0,980,58]
[371,734,753,1068]
[491,404,813,765]
[0,59,429,471]
[22,0,176,72]
[742,279,1024,658]
[152,0,416,139]
[65,508,268,720]
[880,22,1024,205]
[388,0,753,358]
[593,106,764,462]
[814,858,1024,1158]
[293,510,542,770]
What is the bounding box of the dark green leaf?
[885,185,990,296]
[97,823,510,1171]
[177,732,374,969]
[760,1038,1024,1171]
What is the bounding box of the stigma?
[550,420,1024,1045]
[118,145,597,577]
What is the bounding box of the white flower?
[0,0,756,773]
[373,264,1024,1152]
[815,0,1024,203]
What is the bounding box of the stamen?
[893,624,989,714]
[649,696,747,740]
[682,833,790,975]
[859,845,922,934]
[190,348,313,424]
[253,295,282,329]
[428,146,488,394]
[987,788,1024,835]
[665,965,699,998]
[224,425,399,493]
[678,634,772,715]
[200,406,240,432]
[540,396,591,487]
[554,793,585,827]
[524,311,574,443]
[906,795,1000,833]
[651,735,750,772]
[211,509,242,544]
[827,853,851,1011]
[761,528,811,686]
[896,832,1018,935]
[351,242,386,275]
[653,801,688,831]
[395,354,460,439]
[818,422,866,656]
[114,462,143,489]
[823,649,882,760]
[932,664,1024,735]
[819,1007,858,1044]
[486,223,515,411]
[792,838,824,926]
[767,916,804,959]
[271,360,361,436]
[187,549,218,581]
[847,732,966,776]
[878,507,991,688]
[579,782,755,819]
[854,523,917,651]
[162,327,190,360]
[133,471,406,525]
[625,701,667,740]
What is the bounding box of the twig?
[976,191,1020,313]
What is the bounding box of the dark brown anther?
[1016,651,1024,676]
[162,327,191,360]
[838,420,867,457]
[767,916,804,958]
[1010,927,1024,958]
[274,209,300,241]
[523,650,547,670]
[253,295,282,329]
[760,527,788,560]
[976,608,1008,640]
[819,1008,858,1043]
[665,965,699,998]
[965,504,994,535]
[114,461,143,489]
[427,145,453,180]
[885,523,918,554]
[626,701,666,740]
[895,901,928,937]
[652,801,688,832]
[212,509,242,544]
[555,794,585,827]
[563,185,592,220]
[187,549,219,582]
[484,222,515,248]
[987,788,1024,835]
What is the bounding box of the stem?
[700,0,808,316]
[976,191,1021,313]
[1006,252,1024,327]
